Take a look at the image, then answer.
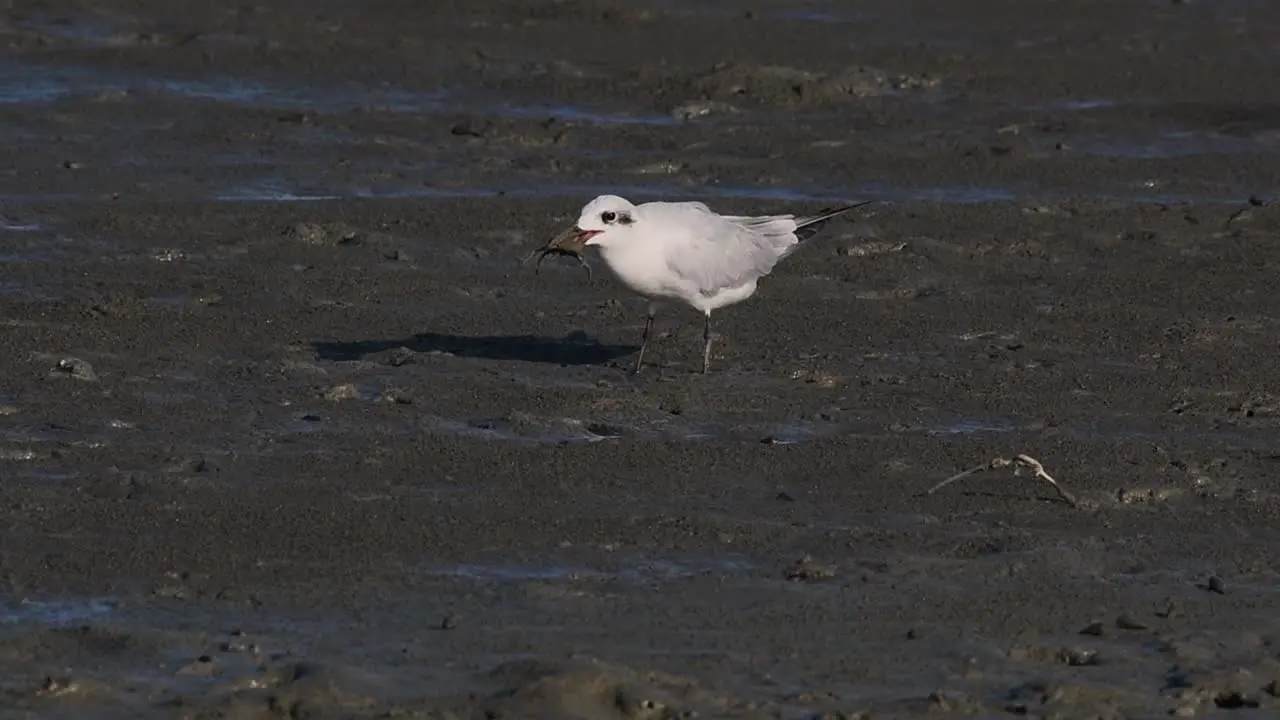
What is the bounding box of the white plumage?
[560,194,869,373]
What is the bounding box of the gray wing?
[726,202,869,250]
[721,214,804,256]
[641,202,795,296]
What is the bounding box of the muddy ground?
[3,0,1280,718]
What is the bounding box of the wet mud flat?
[4,0,1280,717]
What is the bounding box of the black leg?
[701,313,713,374]
[634,305,656,373]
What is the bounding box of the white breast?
[597,242,689,302]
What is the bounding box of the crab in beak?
[523,225,598,281]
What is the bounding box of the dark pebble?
[54,358,98,381]
[1116,614,1148,631]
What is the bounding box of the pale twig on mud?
[925,454,1079,508]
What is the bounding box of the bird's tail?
[793,200,875,243]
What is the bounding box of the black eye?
[601,211,617,223]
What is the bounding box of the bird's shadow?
[313,331,638,366]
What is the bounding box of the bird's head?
[545,194,638,253]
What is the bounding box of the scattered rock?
[481,659,690,720]
[929,690,984,714]
[1116,614,1148,631]
[1008,645,1099,667]
[153,248,186,262]
[220,630,256,653]
[0,447,44,461]
[786,556,836,582]
[1058,647,1099,666]
[175,455,222,474]
[284,221,360,245]
[369,347,420,367]
[842,241,906,257]
[1206,575,1226,594]
[1075,617,1105,632]
[378,389,414,405]
[323,384,361,402]
[1215,690,1260,709]
[451,117,491,137]
[685,63,940,107]
[37,676,78,697]
[177,655,218,677]
[670,100,737,121]
[286,222,330,244]
[51,357,98,381]
[153,584,189,600]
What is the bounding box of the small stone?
[323,384,360,402]
[1059,647,1098,666]
[1079,621,1106,636]
[670,101,737,122]
[929,691,982,713]
[450,119,488,137]
[776,491,796,502]
[287,222,329,244]
[1116,614,1148,631]
[1227,209,1254,225]
[220,636,253,653]
[841,241,905,258]
[785,556,837,582]
[52,358,98,382]
[153,584,187,600]
[176,655,217,677]
[440,614,458,630]
[1207,575,1226,594]
[1172,705,1196,717]
[377,347,418,367]
[379,389,413,405]
[190,457,219,474]
[38,676,77,696]
[1214,691,1259,709]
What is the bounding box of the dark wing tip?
[793,200,875,242]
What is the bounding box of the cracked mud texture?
[3,0,1280,718]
